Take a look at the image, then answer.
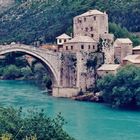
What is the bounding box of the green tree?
[0,107,74,140]
[3,65,21,79]
[97,65,140,108]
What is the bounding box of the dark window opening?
[90,27,93,31]
[85,27,88,32]
[71,46,73,50]
[78,18,82,23]
[84,17,86,22]
[91,34,94,37]
[81,45,84,49]
[93,45,95,49]
[64,39,67,42]
[59,39,62,43]
[88,45,90,49]
[94,16,96,20]
[66,46,68,50]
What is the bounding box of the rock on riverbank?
[72,92,103,102]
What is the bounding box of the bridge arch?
[0,44,61,86]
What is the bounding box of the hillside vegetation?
[0,0,140,45]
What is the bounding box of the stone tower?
[73,10,109,42]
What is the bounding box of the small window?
[78,18,82,23]
[93,45,95,49]
[81,45,84,49]
[64,39,67,42]
[85,27,88,32]
[94,16,96,20]
[84,17,86,22]
[66,46,68,50]
[88,45,90,49]
[91,34,94,37]
[71,46,73,50]
[59,39,62,43]
[90,27,93,31]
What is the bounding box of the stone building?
[73,9,113,42]
[114,38,133,63]
[97,64,120,77]
[132,46,140,54]
[123,55,140,67]
[56,33,71,51]
[63,36,97,52]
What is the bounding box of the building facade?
[63,36,97,52]
[114,38,133,63]
[73,10,113,42]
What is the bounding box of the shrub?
[0,107,74,140]
[3,65,21,79]
[97,65,140,108]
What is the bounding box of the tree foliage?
[97,65,140,108]
[0,107,74,140]
[0,0,140,45]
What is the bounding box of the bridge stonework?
[0,44,82,97]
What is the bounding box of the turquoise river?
[0,80,140,140]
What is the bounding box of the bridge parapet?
[0,44,62,86]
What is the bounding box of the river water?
[0,80,140,140]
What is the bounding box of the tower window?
[71,46,73,50]
[64,39,67,42]
[90,27,93,31]
[88,45,91,49]
[93,45,95,49]
[66,46,68,50]
[91,34,94,37]
[78,18,82,23]
[94,16,96,20]
[85,27,88,32]
[81,45,84,49]
[84,17,86,22]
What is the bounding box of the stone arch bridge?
[0,44,80,97]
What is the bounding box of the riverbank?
[71,92,103,103]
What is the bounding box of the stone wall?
[52,87,79,97]
[60,52,77,88]
[77,51,104,91]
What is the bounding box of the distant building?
[56,9,114,53]
[63,36,97,52]
[73,10,113,42]
[97,64,120,77]
[133,46,140,54]
[123,54,140,67]
[56,33,71,51]
[114,38,133,63]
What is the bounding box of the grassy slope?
[0,0,140,45]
